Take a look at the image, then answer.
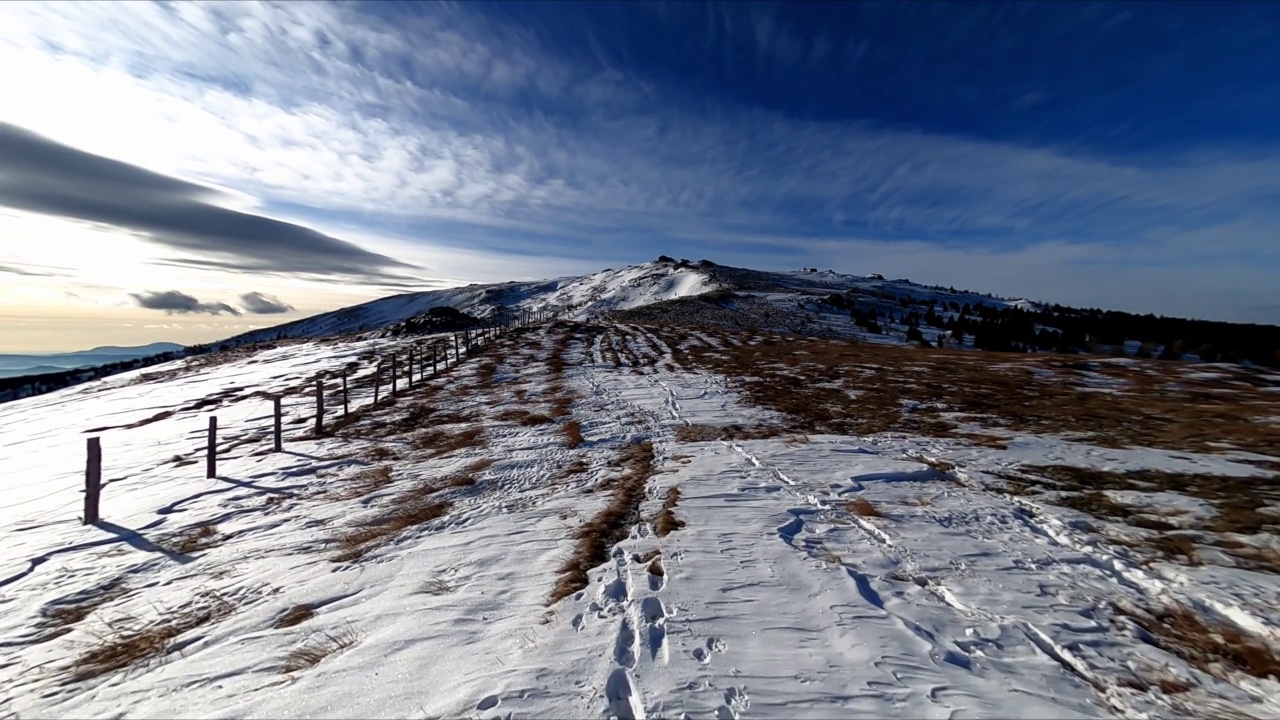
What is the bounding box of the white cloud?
[0,0,1277,331]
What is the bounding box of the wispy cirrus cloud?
[0,1,1278,324]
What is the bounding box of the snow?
[2,322,1279,719]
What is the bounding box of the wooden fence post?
[273,397,283,452]
[207,416,217,479]
[342,371,349,417]
[314,379,324,434]
[454,333,460,358]
[374,361,381,404]
[84,437,101,525]
[392,354,399,395]
[432,346,438,376]
[407,349,414,388]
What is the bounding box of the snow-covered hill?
[2,320,1278,719]
[215,258,1027,349]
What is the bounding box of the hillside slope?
[2,321,1278,719]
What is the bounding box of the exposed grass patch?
[1059,491,1136,522]
[562,420,585,449]
[649,557,665,578]
[365,445,399,462]
[654,487,685,537]
[1113,601,1280,681]
[844,497,882,517]
[549,394,575,419]
[560,459,590,479]
[678,331,1280,456]
[1214,540,1280,574]
[281,626,360,674]
[550,442,655,604]
[673,423,787,442]
[1015,464,1280,535]
[160,524,222,555]
[327,465,394,501]
[1149,534,1201,564]
[413,426,487,458]
[31,580,130,644]
[332,489,452,562]
[65,592,235,683]
[273,604,316,629]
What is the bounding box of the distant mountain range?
[0,342,184,379]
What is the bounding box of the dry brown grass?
[326,465,394,501]
[65,592,235,683]
[673,424,787,442]
[560,459,590,479]
[1214,540,1280,574]
[844,497,882,517]
[273,604,316,629]
[654,487,685,537]
[417,578,458,595]
[365,445,399,462]
[1113,601,1280,681]
[281,626,360,673]
[413,426,487,458]
[332,491,452,562]
[549,394,575,419]
[32,580,130,644]
[677,331,1280,456]
[550,442,655,604]
[562,420,584,449]
[1149,534,1201,564]
[161,524,222,555]
[1013,465,1280,535]
[649,557,665,578]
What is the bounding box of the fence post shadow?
[95,520,194,564]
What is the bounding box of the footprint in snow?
[715,687,749,720]
[476,694,500,711]
[692,637,727,664]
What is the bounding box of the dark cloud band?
[239,291,294,314]
[130,290,241,316]
[0,123,419,282]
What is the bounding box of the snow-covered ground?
[2,322,1278,719]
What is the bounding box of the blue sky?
[1,1,1279,350]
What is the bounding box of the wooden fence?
[80,308,557,525]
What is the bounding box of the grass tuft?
[844,497,882,517]
[562,420,585,449]
[654,487,685,537]
[273,604,316,629]
[161,524,221,555]
[65,592,235,683]
[281,626,360,673]
[332,492,452,563]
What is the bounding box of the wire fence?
[5,308,558,529]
